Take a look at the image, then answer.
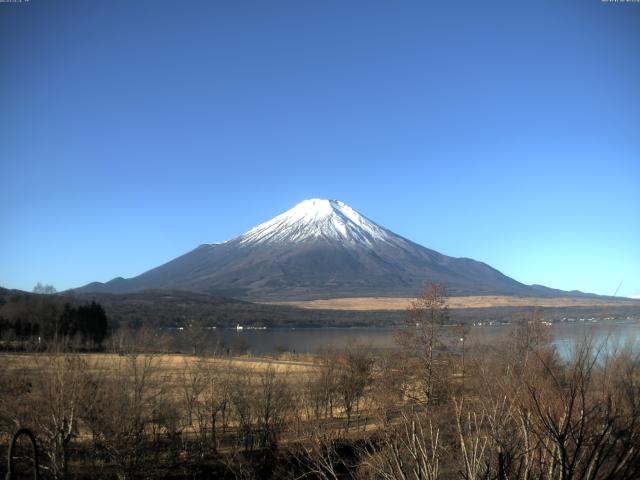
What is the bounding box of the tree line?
[0,293,109,348]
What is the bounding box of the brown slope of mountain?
[266,296,640,311]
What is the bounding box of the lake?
[177,319,640,358]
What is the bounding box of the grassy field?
[265,295,640,311]
[0,351,321,376]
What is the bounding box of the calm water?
[182,320,640,358]
[550,320,640,358]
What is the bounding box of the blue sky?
[1,0,639,297]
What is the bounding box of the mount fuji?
[77,199,568,300]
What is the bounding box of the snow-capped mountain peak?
[77,198,546,299]
[238,199,395,246]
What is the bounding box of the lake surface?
[181,320,640,358]
[549,320,640,358]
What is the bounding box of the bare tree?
[81,351,169,480]
[336,347,373,431]
[179,359,204,428]
[33,282,57,294]
[191,358,231,454]
[288,423,358,480]
[306,351,340,422]
[0,345,92,479]
[453,398,489,480]
[398,283,449,404]
[361,405,441,480]
[508,309,552,374]
[229,369,256,452]
[369,349,409,427]
[520,338,640,480]
[254,365,292,449]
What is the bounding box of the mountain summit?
[239,199,397,247]
[78,199,563,299]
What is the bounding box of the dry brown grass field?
[266,295,640,310]
[0,351,321,378]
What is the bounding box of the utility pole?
[460,336,466,400]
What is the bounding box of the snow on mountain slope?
[237,199,398,247]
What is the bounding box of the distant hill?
[77,199,609,300]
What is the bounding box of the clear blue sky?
[1,0,639,297]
